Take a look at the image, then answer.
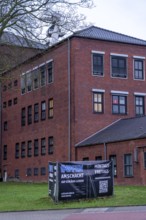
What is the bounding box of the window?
[92,53,104,76]
[48,136,54,154]
[3,145,7,160]
[34,168,39,176]
[8,100,12,106]
[41,101,46,120]
[8,82,12,89]
[41,167,46,176]
[27,105,32,125]
[26,72,32,92]
[3,102,7,108]
[112,95,127,114]
[124,154,133,177]
[93,92,104,113]
[95,156,102,160]
[3,85,7,91]
[4,121,8,131]
[14,80,18,87]
[48,61,53,83]
[48,98,54,118]
[21,142,25,158]
[15,169,19,178]
[144,152,146,169]
[21,75,26,94]
[109,155,117,176]
[83,157,89,161]
[134,59,144,80]
[135,96,145,116]
[21,108,26,126]
[34,103,39,122]
[15,143,19,159]
[13,98,18,105]
[34,139,39,156]
[26,168,32,176]
[111,56,127,78]
[41,138,46,155]
[27,141,32,157]
[40,65,46,86]
[33,69,39,89]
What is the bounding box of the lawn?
[0,182,146,212]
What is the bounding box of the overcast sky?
[81,0,146,40]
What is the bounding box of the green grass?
[0,182,146,212]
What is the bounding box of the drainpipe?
[67,38,71,161]
[104,143,107,160]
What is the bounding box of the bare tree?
[0,0,93,42]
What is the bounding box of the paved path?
[0,206,146,220]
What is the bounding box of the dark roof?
[0,32,45,49]
[73,26,146,46]
[76,116,146,147]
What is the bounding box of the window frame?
[27,140,32,157]
[93,91,104,113]
[21,142,25,158]
[21,107,26,126]
[135,95,145,116]
[15,143,19,159]
[41,101,46,120]
[48,98,54,118]
[47,61,53,83]
[34,139,39,156]
[41,167,46,176]
[111,55,127,78]
[48,136,54,154]
[112,94,127,115]
[41,138,46,155]
[27,105,32,125]
[124,154,133,177]
[92,52,104,76]
[134,58,144,80]
[3,145,7,160]
[34,103,39,122]
[109,155,117,177]
[40,65,46,87]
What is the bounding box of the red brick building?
[1,26,146,184]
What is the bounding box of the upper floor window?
[34,139,39,156]
[26,72,32,92]
[21,75,26,94]
[15,143,19,159]
[40,65,46,86]
[27,105,32,125]
[21,107,26,126]
[93,91,104,113]
[112,95,127,115]
[34,103,39,122]
[92,53,104,76]
[111,55,127,78]
[48,136,54,154]
[48,98,54,118]
[21,142,25,158]
[3,145,7,160]
[134,59,144,80]
[41,101,46,120]
[124,154,133,177]
[41,138,46,155]
[27,141,32,157]
[33,69,39,89]
[48,61,53,83]
[135,96,145,116]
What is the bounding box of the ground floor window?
[109,155,117,177]
[144,152,146,169]
[124,154,133,177]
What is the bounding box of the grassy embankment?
[0,182,146,212]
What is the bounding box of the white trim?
[134,92,146,96]
[111,90,129,95]
[92,50,105,54]
[39,62,46,67]
[92,89,105,93]
[110,53,128,57]
[46,59,53,64]
[133,56,145,59]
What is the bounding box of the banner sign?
[48,160,114,202]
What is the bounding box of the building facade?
[1,26,146,184]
